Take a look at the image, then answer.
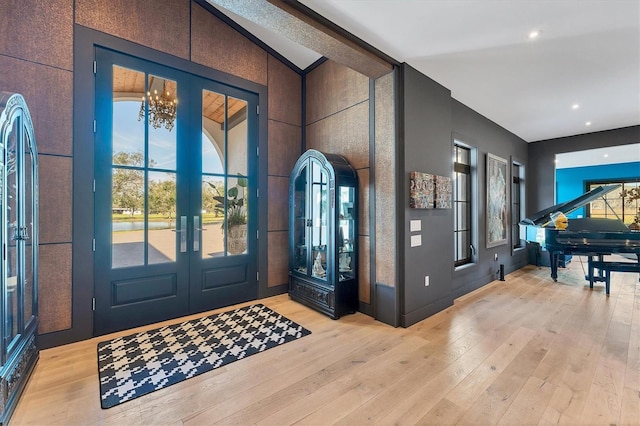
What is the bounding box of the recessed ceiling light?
[604,154,609,158]
[571,103,580,110]
[529,30,542,39]
[585,121,592,126]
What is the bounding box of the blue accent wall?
[555,162,640,218]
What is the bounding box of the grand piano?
[521,184,640,295]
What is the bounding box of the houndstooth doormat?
[97,304,311,408]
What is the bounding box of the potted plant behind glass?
[621,187,640,230]
[209,176,247,254]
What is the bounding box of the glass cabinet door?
[23,129,36,330]
[292,165,308,275]
[1,102,38,358]
[5,117,20,353]
[288,149,358,319]
[0,92,40,424]
[310,160,328,282]
[338,186,355,281]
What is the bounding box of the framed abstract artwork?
[409,171,435,208]
[486,153,509,248]
[435,175,452,209]
[410,172,453,209]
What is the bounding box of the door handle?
[193,216,207,252]
[171,216,187,253]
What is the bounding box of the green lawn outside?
[112,213,223,225]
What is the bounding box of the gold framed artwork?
[486,153,509,248]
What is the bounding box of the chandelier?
[138,82,177,131]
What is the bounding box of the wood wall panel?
[191,3,267,86]
[268,55,301,126]
[357,169,370,237]
[0,0,73,70]
[0,55,72,156]
[268,176,289,231]
[76,0,191,60]
[268,121,301,177]
[38,244,72,334]
[39,155,72,244]
[305,102,370,170]
[375,72,396,287]
[267,231,288,288]
[265,55,300,294]
[359,235,371,304]
[305,60,369,125]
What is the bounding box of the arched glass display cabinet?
[289,149,358,319]
[0,92,39,424]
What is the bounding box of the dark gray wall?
[400,65,530,327]
[451,100,529,298]
[528,126,640,215]
[401,64,454,326]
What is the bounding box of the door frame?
[40,25,269,348]
[93,50,260,335]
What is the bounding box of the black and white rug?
[97,304,311,408]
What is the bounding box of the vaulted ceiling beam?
[207,0,394,79]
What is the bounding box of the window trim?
[511,158,525,253]
[585,178,640,224]
[453,140,476,267]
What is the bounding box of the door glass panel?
[24,135,34,322]
[226,176,247,256]
[148,171,177,264]
[6,119,19,344]
[201,89,249,257]
[147,75,177,170]
[202,90,225,174]
[112,168,144,268]
[311,161,327,281]
[201,176,225,258]
[202,88,226,258]
[338,186,354,281]
[112,66,145,165]
[293,166,307,274]
[227,97,248,177]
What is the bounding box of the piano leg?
[549,251,558,282]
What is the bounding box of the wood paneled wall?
[0,0,74,334]
[374,73,397,289]
[305,60,372,304]
[0,0,301,341]
[267,55,303,288]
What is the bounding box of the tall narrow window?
[454,143,473,266]
[512,161,525,250]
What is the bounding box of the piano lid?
[520,184,622,227]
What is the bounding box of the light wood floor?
[11,257,640,425]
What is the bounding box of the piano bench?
[588,261,640,295]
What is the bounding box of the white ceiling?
[555,143,640,168]
[211,0,640,144]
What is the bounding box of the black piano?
[521,185,640,295]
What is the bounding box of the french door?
[94,48,258,335]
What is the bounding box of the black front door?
[94,48,258,335]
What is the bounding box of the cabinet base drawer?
[289,274,357,319]
[0,334,39,425]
